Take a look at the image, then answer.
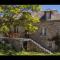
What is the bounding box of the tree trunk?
[25,30,29,38]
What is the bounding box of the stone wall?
[30,21,60,51]
[6,39,45,52]
[27,41,45,52]
[7,39,23,51]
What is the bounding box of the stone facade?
[1,10,60,52]
[30,10,60,51]
[30,21,58,51]
[8,10,60,51]
[27,41,43,52]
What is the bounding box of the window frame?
[40,27,47,36]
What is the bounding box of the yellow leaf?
[0,7,3,12]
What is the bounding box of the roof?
[51,13,60,20]
[13,10,60,21]
[37,10,60,21]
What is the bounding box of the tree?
[0,5,41,37]
[20,5,41,11]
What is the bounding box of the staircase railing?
[29,39,53,54]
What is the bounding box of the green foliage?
[20,12,40,32]
[0,23,10,33]
[0,5,41,33]
[25,24,38,32]
[0,42,60,56]
[31,5,41,11]
[0,7,3,12]
[20,5,41,11]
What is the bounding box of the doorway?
[23,41,27,51]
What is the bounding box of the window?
[48,42,52,48]
[14,26,18,33]
[40,27,47,36]
[23,41,27,50]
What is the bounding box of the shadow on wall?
[49,33,60,52]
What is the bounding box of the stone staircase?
[29,39,53,54]
[0,37,53,54]
[10,38,53,54]
[32,36,50,48]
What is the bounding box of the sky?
[42,5,60,12]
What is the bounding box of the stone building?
[30,10,60,51]
[1,10,60,52]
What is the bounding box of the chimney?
[44,9,52,20]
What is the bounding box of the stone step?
[29,39,53,54]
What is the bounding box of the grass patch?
[0,50,60,56]
[0,42,60,56]
[15,51,60,56]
